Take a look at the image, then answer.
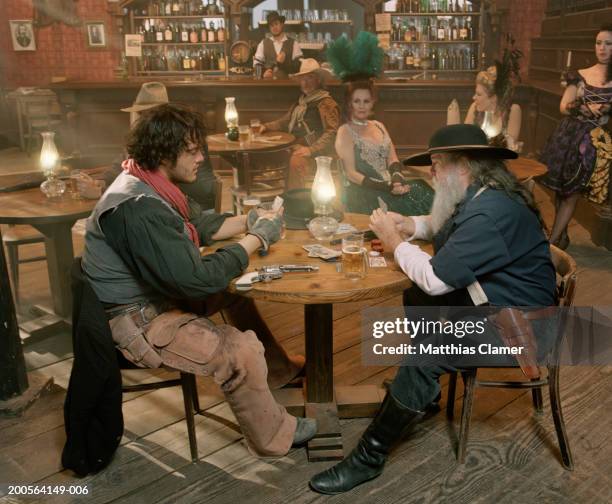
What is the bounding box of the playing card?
[368,256,388,268]
[377,197,388,214]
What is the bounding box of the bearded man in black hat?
[254,11,303,79]
[309,124,556,495]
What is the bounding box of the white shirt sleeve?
[253,40,265,67]
[405,215,433,242]
[394,241,455,296]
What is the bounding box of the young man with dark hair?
[82,103,316,458]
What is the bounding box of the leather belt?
[105,302,164,327]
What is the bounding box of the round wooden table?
[405,156,547,182]
[207,131,296,155]
[207,131,296,196]
[0,187,97,318]
[507,157,548,181]
[225,213,425,461]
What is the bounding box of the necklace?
[351,119,368,126]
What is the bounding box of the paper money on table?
[303,244,341,260]
[377,196,388,214]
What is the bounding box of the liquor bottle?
[459,18,468,40]
[172,1,180,16]
[431,47,438,69]
[406,49,414,69]
[164,1,172,15]
[437,21,445,41]
[164,23,173,42]
[470,48,477,69]
[155,23,164,43]
[160,53,168,71]
[202,50,210,70]
[144,19,151,42]
[403,22,411,42]
[414,48,421,68]
[139,25,146,43]
[208,21,216,42]
[218,51,226,71]
[200,23,207,43]
[209,50,216,70]
[182,52,191,70]
[217,20,226,42]
[467,18,473,40]
[173,23,180,42]
[451,20,458,40]
[189,25,198,43]
[180,24,189,43]
[167,50,177,71]
[191,51,198,70]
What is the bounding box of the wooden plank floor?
[1,176,612,504]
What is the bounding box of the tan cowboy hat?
[121,82,169,113]
[290,58,332,81]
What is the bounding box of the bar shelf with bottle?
[124,0,230,76]
[379,0,482,78]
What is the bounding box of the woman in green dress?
[336,80,434,215]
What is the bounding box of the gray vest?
[82,172,192,305]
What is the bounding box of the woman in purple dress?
[539,25,612,249]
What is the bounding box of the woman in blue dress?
[539,25,612,249]
[335,80,434,215]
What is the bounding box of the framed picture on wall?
[85,21,106,48]
[10,20,36,51]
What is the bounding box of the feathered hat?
[326,31,384,82]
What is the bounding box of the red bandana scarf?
[122,158,200,247]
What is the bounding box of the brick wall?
[502,0,548,78]
[1,0,119,88]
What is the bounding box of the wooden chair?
[214,176,223,213]
[230,147,292,214]
[117,352,201,463]
[3,224,46,305]
[71,258,202,463]
[446,245,577,470]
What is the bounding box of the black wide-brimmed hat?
[403,124,518,166]
[266,11,286,25]
[282,188,343,230]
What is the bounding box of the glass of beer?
[342,233,367,280]
[69,169,82,200]
[242,196,261,214]
[238,125,250,146]
[250,119,262,138]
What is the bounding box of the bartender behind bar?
[254,11,303,79]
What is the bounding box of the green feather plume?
[326,34,353,81]
[326,32,384,81]
[351,31,384,80]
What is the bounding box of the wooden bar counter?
[50,77,533,163]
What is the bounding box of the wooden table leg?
[304,303,344,461]
[32,221,76,319]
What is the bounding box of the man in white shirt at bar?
[254,11,303,79]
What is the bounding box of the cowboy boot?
[309,393,424,495]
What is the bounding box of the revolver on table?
[235,264,320,290]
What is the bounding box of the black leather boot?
[309,393,424,495]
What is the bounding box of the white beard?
[430,170,467,235]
